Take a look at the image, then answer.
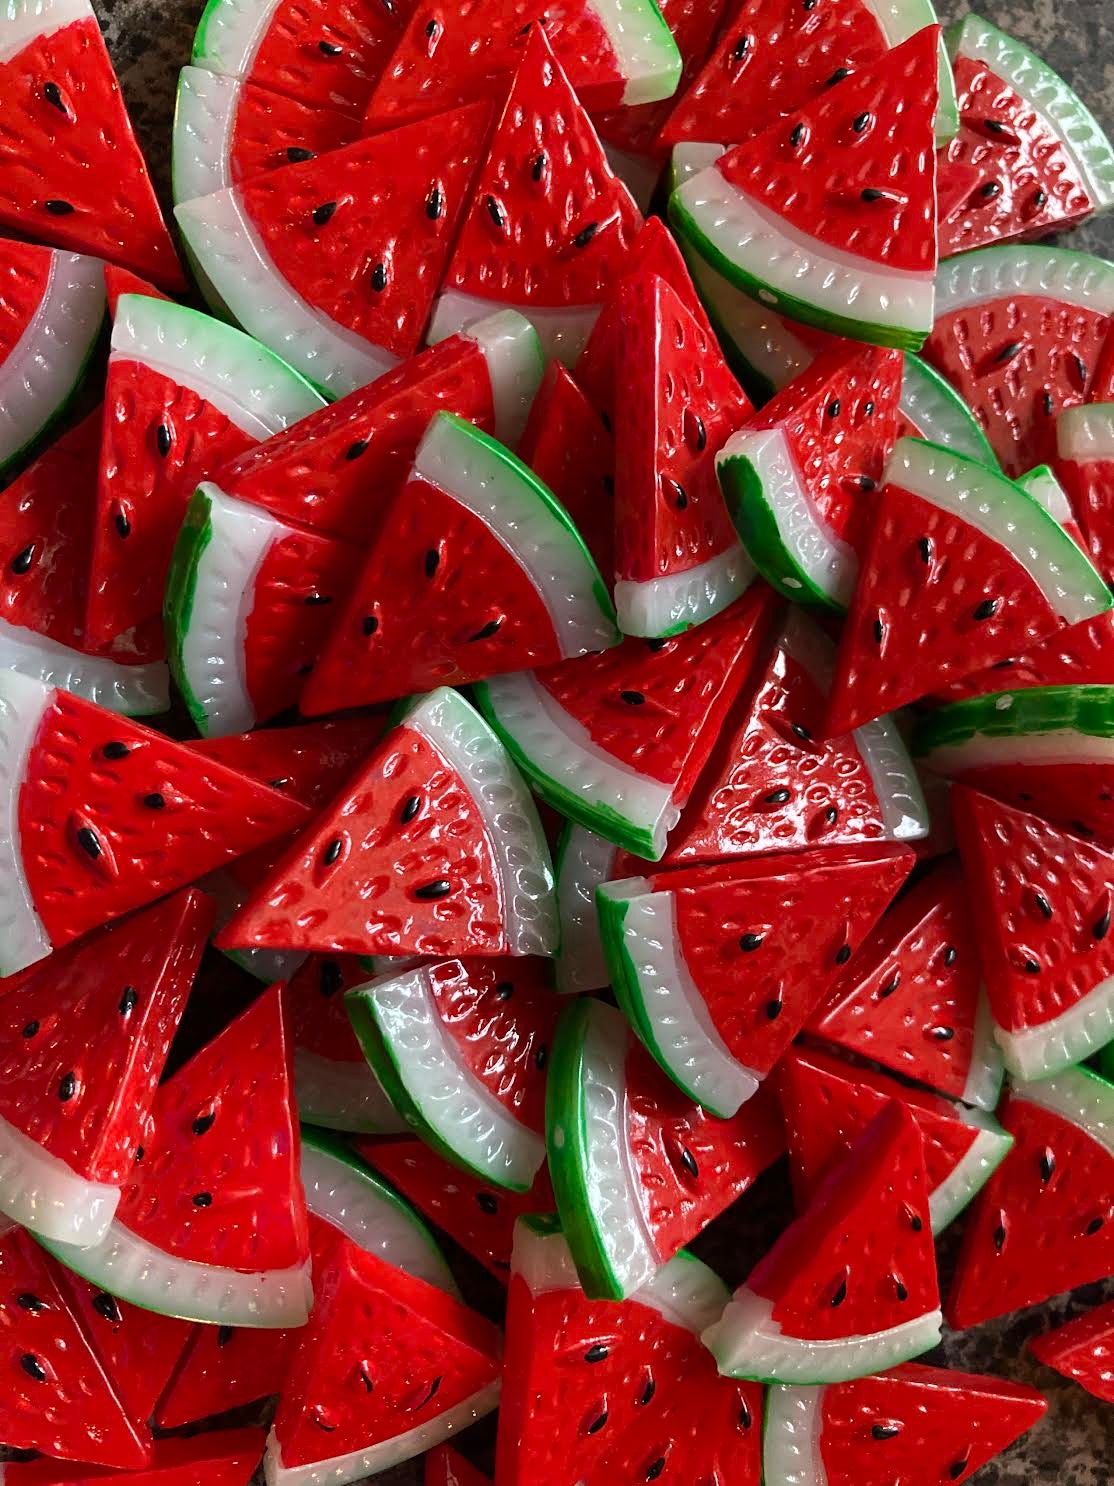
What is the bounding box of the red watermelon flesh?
[934,610,1114,701]
[0,889,210,1185]
[1,241,55,348]
[947,1071,1114,1327]
[808,860,998,1107]
[0,8,184,288]
[357,1136,554,1278]
[1029,1298,1114,1403]
[811,1364,1047,1486]
[439,28,643,311]
[425,1447,490,1486]
[283,952,382,1066]
[225,78,359,181]
[0,1226,149,1467]
[0,1429,266,1484]
[268,1238,500,1472]
[240,102,490,361]
[658,0,888,148]
[192,716,387,806]
[12,681,308,958]
[102,266,169,318]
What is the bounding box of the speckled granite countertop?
[92,3,1114,1481]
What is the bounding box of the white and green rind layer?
[554,823,619,995]
[0,670,55,975]
[589,0,682,105]
[172,65,241,206]
[935,244,1114,321]
[763,1386,829,1486]
[615,542,756,639]
[0,249,104,473]
[948,13,1114,213]
[346,964,547,1192]
[929,1106,1013,1233]
[0,1110,119,1248]
[913,685,1114,770]
[0,620,169,717]
[997,973,1114,1082]
[429,289,603,368]
[463,310,545,448]
[0,0,94,60]
[1058,402,1114,464]
[703,1284,943,1385]
[191,0,281,75]
[901,354,999,467]
[1017,465,1074,526]
[475,669,679,860]
[414,412,618,658]
[1011,1065,1114,1153]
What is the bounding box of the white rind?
[962,988,1006,1112]
[1011,1066,1114,1159]
[0,0,90,63]
[0,1108,120,1246]
[172,65,238,205]
[175,186,398,398]
[555,824,618,995]
[429,287,602,366]
[1018,465,1074,525]
[935,245,1114,319]
[853,713,931,842]
[925,726,1114,773]
[591,0,682,105]
[615,543,754,637]
[405,688,558,956]
[900,355,996,466]
[293,1048,406,1135]
[1058,403,1114,463]
[0,618,169,716]
[928,1108,1013,1233]
[763,1386,829,1486]
[703,1285,943,1383]
[192,0,280,77]
[355,965,547,1190]
[0,250,104,469]
[464,310,544,448]
[995,972,1114,1080]
[0,669,53,974]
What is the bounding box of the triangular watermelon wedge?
[807,858,1005,1110]
[717,342,904,611]
[0,669,309,974]
[1029,1298,1114,1403]
[218,687,558,959]
[704,1101,941,1383]
[669,29,940,349]
[0,890,211,1246]
[426,1447,490,1486]
[476,586,774,858]
[1,1430,266,1484]
[429,28,644,363]
[0,0,184,288]
[264,1236,501,1485]
[175,103,491,398]
[947,1065,1114,1328]
[763,1364,1046,1486]
[825,438,1112,734]
[546,997,786,1298]
[39,985,312,1327]
[0,241,105,476]
[1057,401,1114,583]
[497,1213,762,1486]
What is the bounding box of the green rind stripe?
[162,488,213,735]
[901,354,1000,468]
[914,684,1114,756]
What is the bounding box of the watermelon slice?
[38,985,312,1327]
[807,859,1004,1110]
[704,1101,941,1383]
[425,1446,489,1486]
[164,483,362,737]
[299,412,618,714]
[947,1065,1114,1328]
[0,890,210,1246]
[554,823,619,995]
[613,272,755,636]
[546,997,786,1298]
[475,587,774,860]
[923,244,1114,476]
[0,0,183,288]
[263,1237,501,1486]
[600,843,915,1116]
[825,438,1112,734]
[779,1045,1012,1234]
[0,242,104,476]
[937,15,1114,258]
[717,343,904,611]
[763,1364,1047,1486]
[0,668,308,974]
[86,293,325,653]
[670,30,940,349]
[0,1225,149,1467]
[952,785,1114,1078]
[497,1213,763,1486]
[1029,1298,1114,1403]
[428,28,644,363]
[217,687,558,959]
[347,956,557,1190]
[0,1430,265,1485]
[1057,401,1114,583]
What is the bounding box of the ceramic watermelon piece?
[429,28,644,363]
[717,343,903,611]
[0,0,183,288]
[825,438,1112,734]
[1029,1298,1114,1403]
[808,858,1004,1109]
[600,843,914,1116]
[497,1213,763,1486]
[0,1226,149,1467]
[0,242,105,476]
[475,587,774,859]
[218,687,558,959]
[425,1446,490,1486]
[263,1237,501,1486]
[899,350,1002,465]
[937,15,1114,258]
[347,956,558,1190]
[546,997,786,1298]
[0,1430,265,1484]
[670,29,940,349]
[763,1364,1047,1486]
[923,245,1114,476]
[947,1065,1114,1327]
[1056,401,1114,583]
[553,823,619,995]
[38,985,312,1327]
[704,1101,941,1383]
[0,890,210,1246]
[779,1045,1012,1234]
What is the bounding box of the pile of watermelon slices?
[3,0,1114,1478]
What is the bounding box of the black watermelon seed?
[992,1217,1007,1252]
[143,792,166,810]
[156,424,172,458]
[1086,1216,1104,1235]
[495,981,513,1001]
[58,1072,76,1101]
[370,262,388,292]
[1094,909,1111,939]
[415,879,452,899]
[684,410,707,451]
[878,972,901,999]
[949,1457,970,1481]
[345,438,370,460]
[287,147,316,162]
[1023,956,1040,974]
[943,946,957,967]
[43,81,67,112]
[858,475,877,492]
[118,986,138,1016]
[603,474,615,496]
[574,222,600,250]
[476,1192,498,1215]
[979,181,1002,199]
[318,39,343,53]
[425,184,444,219]
[645,1460,666,1482]
[873,616,885,645]
[731,34,750,60]
[17,1293,46,1311]
[621,690,646,705]
[22,1020,39,1038]
[10,544,35,575]
[893,1277,909,1301]
[486,195,507,230]
[135,1146,144,1161]
[790,122,806,147]
[217,1325,234,1347]
[667,477,688,510]
[322,838,343,867]
[423,16,438,38]
[1072,819,1095,837]
[992,658,1017,670]
[973,598,1000,621]
[827,399,841,418]
[44,199,74,214]
[995,341,1023,364]
[678,1145,698,1178]
[114,509,131,538]
[765,997,783,1020]
[313,1409,338,1431]
[825,806,839,825]
[931,1026,955,1041]
[193,1192,213,1207]
[852,111,871,132]
[802,0,817,8]
[1072,354,1088,385]
[765,788,791,804]
[835,943,852,965]
[1039,1149,1055,1182]
[1032,188,1048,209]
[103,741,129,760]
[192,1111,216,1136]
[362,615,379,636]
[738,1400,752,1430]
[584,1344,609,1363]
[92,1292,121,1323]
[904,1205,923,1232]
[531,153,547,181]
[791,722,812,742]
[401,794,422,824]
[469,619,502,641]
[872,1423,902,1439]
[646,638,668,652]
[535,1044,548,1071]
[638,1376,656,1406]
[1034,891,1053,919]
[861,189,886,203]
[830,1276,847,1306]
[827,66,851,84]
[1043,390,1055,415]
[313,201,338,225]
[586,1409,608,1435]
[424,548,440,577]
[917,536,933,564]
[20,1354,47,1382]
[319,961,344,998]
[739,932,765,952]
[863,400,875,416]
